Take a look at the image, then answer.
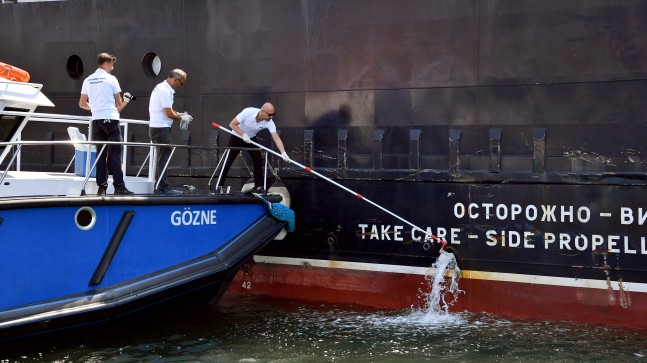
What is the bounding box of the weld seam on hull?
[253,255,647,293]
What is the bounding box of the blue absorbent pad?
[269,203,295,232]
[258,196,295,232]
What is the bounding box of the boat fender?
[268,180,291,207]
[268,181,291,240]
[0,62,30,82]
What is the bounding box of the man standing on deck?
[79,52,134,196]
[148,69,193,195]
[215,103,289,194]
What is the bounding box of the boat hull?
[0,194,286,341]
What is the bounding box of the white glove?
[242,133,251,143]
[281,152,290,162]
[123,92,134,103]
[180,114,193,123]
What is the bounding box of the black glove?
[123,92,136,102]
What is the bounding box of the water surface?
[3,294,647,362]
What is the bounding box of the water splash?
[420,250,463,316]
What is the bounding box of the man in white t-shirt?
[148,69,193,195]
[215,102,289,194]
[79,52,134,196]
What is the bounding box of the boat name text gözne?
[171,208,218,226]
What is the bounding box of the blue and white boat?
[0,79,291,342]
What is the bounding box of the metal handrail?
[0,144,21,186]
[0,109,147,174]
[0,107,277,195]
[0,79,44,95]
[208,149,230,192]
[0,110,149,125]
[0,139,270,194]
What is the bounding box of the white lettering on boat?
[486,230,536,248]
[355,200,647,255]
[170,208,217,226]
[357,221,647,255]
[453,203,591,223]
[357,224,404,241]
[620,207,647,225]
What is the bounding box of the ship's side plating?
[2,0,647,327]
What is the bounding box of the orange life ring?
[0,62,30,82]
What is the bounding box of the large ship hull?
[2,0,647,328]
[228,179,647,328]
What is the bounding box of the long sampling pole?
[211,122,447,250]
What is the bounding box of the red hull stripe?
[227,256,646,328]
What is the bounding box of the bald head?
[262,103,274,113]
[260,103,275,120]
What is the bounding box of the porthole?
[142,52,161,77]
[75,206,97,231]
[66,54,84,79]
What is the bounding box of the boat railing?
[0,108,276,195]
[0,137,272,195]
[0,109,146,171]
[208,146,274,193]
[0,79,44,97]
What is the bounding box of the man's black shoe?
[97,187,107,196]
[250,187,267,196]
[155,188,183,196]
[114,187,134,195]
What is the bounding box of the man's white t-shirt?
[80,68,121,120]
[236,107,276,137]
[149,80,175,128]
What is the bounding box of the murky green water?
[3,294,647,362]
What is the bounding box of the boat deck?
[0,171,154,197]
